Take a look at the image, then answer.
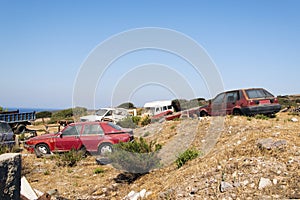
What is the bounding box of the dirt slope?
[21,112,300,199]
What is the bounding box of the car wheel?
[200,111,208,117]
[233,109,242,116]
[35,143,50,157]
[15,124,26,134]
[98,143,113,155]
[78,146,88,157]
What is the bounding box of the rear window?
[246,89,274,99]
[108,122,122,131]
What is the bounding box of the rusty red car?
[199,88,281,116]
[24,121,133,157]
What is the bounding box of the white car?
[80,108,130,123]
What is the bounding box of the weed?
[175,148,200,169]
[55,149,84,167]
[94,167,105,174]
[108,137,162,174]
[170,125,176,130]
[44,170,50,175]
[143,131,150,137]
[255,114,270,120]
[247,117,252,121]
[141,116,151,126]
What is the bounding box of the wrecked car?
[0,121,15,147]
[80,108,131,123]
[24,121,134,157]
[199,88,281,116]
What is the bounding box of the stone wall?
[0,153,21,200]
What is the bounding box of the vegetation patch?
[175,148,200,169]
[108,137,162,174]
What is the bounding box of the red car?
[199,88,281,116]
[24,121,133,157]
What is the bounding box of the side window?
[82,124,104,135]
[105,110,112,116]
[168,105,173,109]
[226,92,238,103]
[213,93,225,104]
[155,107,160,112]
[163,106,167,111]
[62,125,82,136]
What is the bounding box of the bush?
[175,148,200,169]
[117,102,135,109]
[141,116,151,126]
[254,114,270,120]
[55,149,85,167]
[108,137,162,174]
[94,167,105,174]
[36,111,52,119]
[117,116,141,129]
[50,107,87,122]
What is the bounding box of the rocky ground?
[21,112,300,199]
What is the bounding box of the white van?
[143,100,174,117]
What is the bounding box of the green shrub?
[141,116,151,126]
[254,114,270,120]
[117,116,139,129]
[50,107,87,123]
[36,111,52,119]
[94,167,105,174]
[108,137,162,174]
[175,148,200,169]
[55,149,84,167]
[131,116,141,125]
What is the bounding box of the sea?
[6,107,61,113]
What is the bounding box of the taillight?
[273,98,278,103]
[248,100,258,105]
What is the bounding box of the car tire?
[35,143,50,157]
[233,109,242,116]
[200,111,208,117]
[98,143,113,155]
[15,124,26,134]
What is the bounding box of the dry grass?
[20,112,300,199]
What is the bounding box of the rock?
[258,177,272,190]
[257,138,287,150]
[291,117,298,122]
[139,189,146,198]
[220,181,233,193]
[273,179,278,185]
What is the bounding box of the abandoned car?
[199,88,281,116]
[24,121,134,157]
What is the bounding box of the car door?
[225,91,239,114]
[54,124,83,151]
[80,123,104,152]
[211,93,226,115]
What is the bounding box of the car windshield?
[0,122,11,133]
[108,122,122,131]
[95,109,108,116]
[246,89,274,99]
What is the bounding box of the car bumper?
[24,143,35,153]
[241,104,281,116]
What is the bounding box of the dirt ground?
[21,112,300,199]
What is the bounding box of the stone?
[258,177,272,190]
[291,117,298,122]
[0,153,21,200]
[139,189,146,198]
[220,181,233,193]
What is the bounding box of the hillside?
[21,112,300,199]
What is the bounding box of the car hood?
[29,133,58,140]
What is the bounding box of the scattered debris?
[123,189,150,200]
[220,181,234,193]
[258,177,272,190]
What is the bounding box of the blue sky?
[0,0,299,109]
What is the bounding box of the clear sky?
[0,0,299,109]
